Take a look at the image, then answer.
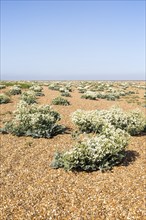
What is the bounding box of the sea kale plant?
[61,91,71,97]
[51,123,129,171]
[30,85,44,96]
[0,85,6,89]
[30,85,43,92]
[52,97,70,106]
[0,93,11,104]
[81,91,97,100]
[1,101,65,138]
[21,91,37,104]
[59,87,71,97]
[71,109,108,133]
[48,82,61,91]
[96,92,120,101]
[100,107,146,135]
[72,107,146,136]
[9,86,22,95]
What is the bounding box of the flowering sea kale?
[0,93,11,104]
[59,87,71,97]
[52,97,70,106]
[30,85,44,96]
[21,91,37,104]
[9,86,22,95]
[2,101,65,138]
[81,91,97,100]
[30,85,43,92]
[72,107,146,135]
[0,85,6,89]
[51,124,129,171]
[71,109,107,133]
[48,83,61,91]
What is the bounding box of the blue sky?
[1,0,145,80]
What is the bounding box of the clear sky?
[1,0,145,80]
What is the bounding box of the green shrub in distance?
[0,93,11,104]
[52,97,70,106]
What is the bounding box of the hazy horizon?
[1,0,145,80]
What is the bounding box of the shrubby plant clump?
[30,85,43,92]
[48,82,61,91]
[59,88,71,97]
[52,97,70,106]
[30,85,44,96]
[96,92,120,101]
[48,82,72,92]
[21,91,37,104]
[51,106,145,171]
[0,93,11,104]
[61,91,71,97]
[72,107,146,136]
[51,124,129,171]
[9,86,22,95]
[0,85,6,89]
[81,91,97,100]
[1,101,65,138]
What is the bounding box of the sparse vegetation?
[0,80,145,220]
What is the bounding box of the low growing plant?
[72,107,146,135]
[51,124,129,171]
[30,85,43,92]
[0,93,11,104]
[48,83,61,91]
[9,86,21,95]
[0,85,6,89]
[81,91,97,100]
[21,91,37,104]
[61,91,71,97]
[1,101,65,138]
[52,97,70,106]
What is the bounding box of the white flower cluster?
[4,101,64,138]
[48,82,72,92]
[30,85,43,92]
[48,82,61,91]
[52,123,129,171]
[21,91,37,104]
[72,106,146,135]
[9,86,21,95]
[72,109,108,133]
[81,91,97,100]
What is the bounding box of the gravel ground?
[0,82,145,220]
